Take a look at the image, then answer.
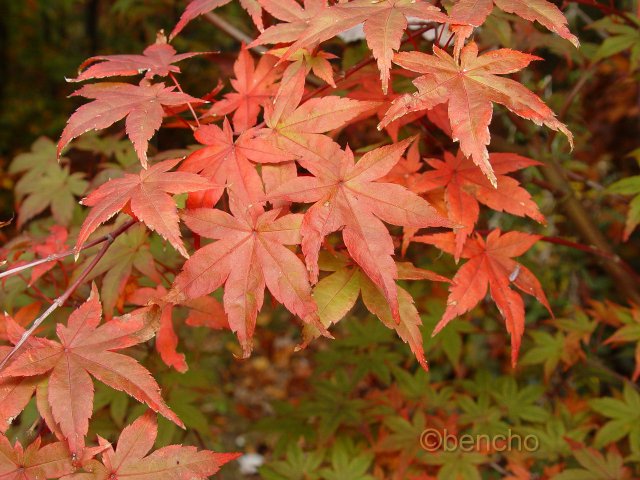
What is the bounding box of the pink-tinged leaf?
[48,357,94,454]
[450,0,494,26]
[494,0,579,47]
[58,82,203,167]
[278,0,448,93]
[450,0,579,47]
[169,196,326,357]
[0,288,183,456]
[84,412,240,478]
[0,435,74,480]
[269,139,452,321]
[69,43,205,82]
[170,0,233,40]
[77,158,212,257]
[253,0,328,45]
[0,346,39,433]
[253,68,378,166]
[207,49,281,132]
[180,120,265,210]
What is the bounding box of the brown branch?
[539,155,640,303]
[0,219,136,281]
[538,235,640,284]
[529,57,640,303]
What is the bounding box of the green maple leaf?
[10,137,87,228]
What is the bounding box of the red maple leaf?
[68,40,205,82]
[0,348,39,434]
[254,66,378,165]
[206,48,281,132]
[342,70,427,142]
[450,0,579,47]
[420,150,545,259]
[169,195,327,357]
[76,158,212,258]
[276,0,449,93]
[380,43,573,185]
[179,119,284,209]
[0,287,183,455]
[1,305,41,343]
[126,285,228,372]
[253,0,328,45]
[269,138,452,321]
[170,0,264,39]
[379,136,429,193]
[0,435,74,480]
[83,412,239,479]
[58,82,203,167]
[415,230,552,366]
[29,226,68,285]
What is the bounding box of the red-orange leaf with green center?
[415,230,552,366]
[380,43,573,186]
[76,158,213,258]
[269,138,453,322]
[0,287,183,455]
[302,252,450,369]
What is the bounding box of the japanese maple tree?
[1,0,604,476]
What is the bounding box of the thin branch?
[0,219,136,281]
[202,12,266,54]
[557,62,597,120]
[0,228,123,371]
[540,155,640,303]
[529,57,640,303]
[585,356,640,392]
[567,0,638,27]
[169,72,200,128]
[538,235,640,284]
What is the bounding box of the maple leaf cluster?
[1,0,582,474]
